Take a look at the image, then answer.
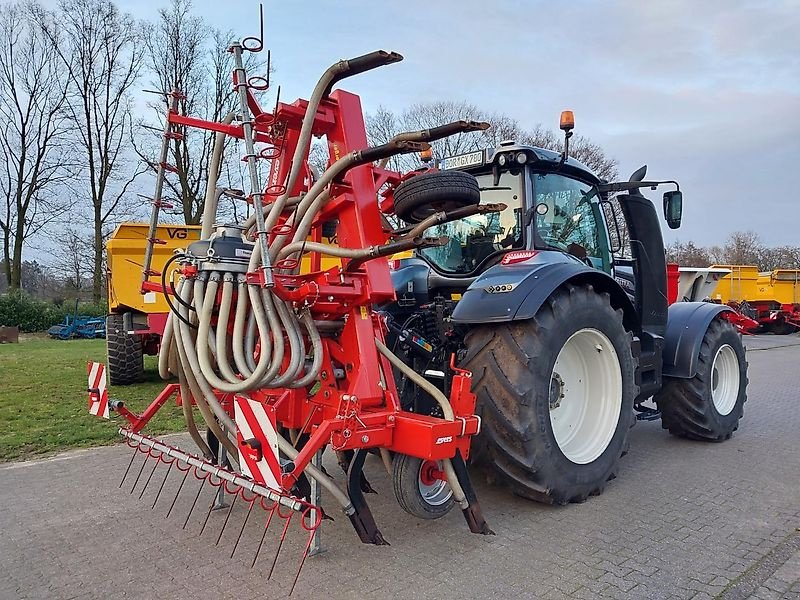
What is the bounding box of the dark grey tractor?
[383,122,748,511]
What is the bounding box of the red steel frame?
[118,80,480,494]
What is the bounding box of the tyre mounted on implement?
[393,170,480,224]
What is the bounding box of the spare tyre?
[393,170,480,224]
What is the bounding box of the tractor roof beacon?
[385,113,748,505]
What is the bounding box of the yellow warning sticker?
[451,293,462,301]
[360,306,369,319]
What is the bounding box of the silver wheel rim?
[549,328,623,465]
[711,344,739,416]
[418,461,453,506]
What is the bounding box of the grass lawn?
[0,336,186,461]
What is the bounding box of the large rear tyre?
[462,284,637,505]
[655,318,747,441]
[106,313,144,386]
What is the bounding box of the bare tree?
[713,231,764,266]
[666,240,713,267]
[54,227,95,294]
[137,1,264,225]
[36,0,146,302]
[0,2,75,290]
[366,101,618,180]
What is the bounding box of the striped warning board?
[87,361,109,419]
[234,396,281,490]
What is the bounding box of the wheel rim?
[711,344,740,415]
[549,328,623,465]
[417,460,452,506]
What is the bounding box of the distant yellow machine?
[105,223,202,385]
[107,222,201,314]
[712,265,800,305]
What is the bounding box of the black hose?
[162,254,196,313]
[161,254,197,329]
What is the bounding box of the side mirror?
[663,190,682,229]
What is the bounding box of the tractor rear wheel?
[462,284,637,504]
[106,313,144,386]
[655,318,747,441]
[393,170,480,224]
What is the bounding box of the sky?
[45,0,800,246]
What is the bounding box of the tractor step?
[634,404,661,421]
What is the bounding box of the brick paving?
[1,335,798,599]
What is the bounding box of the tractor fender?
[662,301,734,378]
[450,254,637,330]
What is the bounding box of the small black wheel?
[393,170,480,224]
[392,453,454,519]
[768,321,797,335]
[655,318,747,441]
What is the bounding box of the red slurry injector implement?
[86,7,493,592]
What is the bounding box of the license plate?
[440,150,484,170]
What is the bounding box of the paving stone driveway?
[1,336,798,599]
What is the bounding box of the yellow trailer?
[710,265,760,304]
[713,264,800,305]
[107,222,201,313]
[105,223,201,385]
[755,269,800,305]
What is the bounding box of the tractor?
[383,113,748,507]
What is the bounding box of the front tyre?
[655,318,747,441]
[462,284,638,505]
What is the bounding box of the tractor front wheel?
[655,318,747,441]
[462,284,638,504]
[106,313,144,386]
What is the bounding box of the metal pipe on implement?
[231,42,274,286]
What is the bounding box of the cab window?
[419,170,524,274]
[531,172,609,271]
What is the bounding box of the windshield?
[419,170,524,274]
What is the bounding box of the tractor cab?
[418,143,613,277]
[388,141,616,310]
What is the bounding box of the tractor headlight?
[497,154,508,167]
[516,152,528,165]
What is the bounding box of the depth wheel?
[462,284,638,505]
[392,453,454,519]
[655,318,747,441]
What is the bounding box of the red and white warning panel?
[234,396,281,490]
[87,361,109,419]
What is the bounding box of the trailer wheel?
[392,453,454,519]
[461,284,637,504]
[767,321,797,335]
[655,318,747,441]
[106,313,144,386]
[393,170,480,224]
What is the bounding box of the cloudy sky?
[111,1,800,244]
